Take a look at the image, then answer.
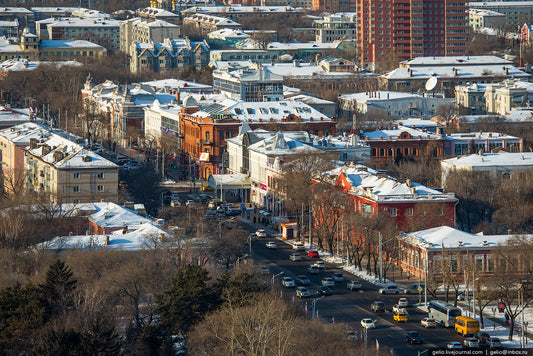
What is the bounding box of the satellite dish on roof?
[425,76,438,91]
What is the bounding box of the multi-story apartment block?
[0,19,18,38]
[0,122,51,195]
[0,27,106,61]
[469,9,505,31]
[213,63,284,102]
[352,0,468,70]
[24,134,118,204]
[443,132,523,156]
[129,38,210,74]
[314,13,357,43]
[120,17,180,54]
[470,1,533,28]
[136,7,180,24]
[35,17,121,51]
[380,55,530,96]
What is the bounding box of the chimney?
[483,240,488,246]
[176,87,181,104]
[508,229,512,235]
[406,179,411,187]
[105,235,110,245]
[41,144,51,156]
[29,138,37,149]
[271,59,275,66]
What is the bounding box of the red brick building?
[353,0,468,70]
[322,164,456,232]
[361,127,444,167]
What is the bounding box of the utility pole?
[379,231,383,283]
[424,254,428,306]
[472,269,476,319]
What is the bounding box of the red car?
[308,250,319,258]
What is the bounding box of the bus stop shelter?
[208,173,250,203]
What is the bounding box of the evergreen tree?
[81,317,121,355]
[40,260,77,314]
[155,264,218,334]
[32,328,83,356]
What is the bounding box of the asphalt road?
[250,234,467,356]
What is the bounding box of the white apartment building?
[120,17,180,53]
[314,13,357,43]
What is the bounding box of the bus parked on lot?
[455,316,480,336]
[428,300,461,327]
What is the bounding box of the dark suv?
[405,331,423,344]
[474,331,491,346]
[371,301,385,313]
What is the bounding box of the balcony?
[201,140,213,146]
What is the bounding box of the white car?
[464,338,479,348]
[296,287,311,298]
[307,265,319,274]
[282,277,296,288]
[447,342,463,349]
[256,229,267,238]
[347,280,363,291]
[392,304,407,314]
[361,318,376,329]
[378,285,399,294]
[293,242,305,250]
[398,298,409,307]
[289,253,302,261]
[421,317,437,328]
[266,242,277,249]
[321,277,335,287]
[315,261,326,270]
[259,265,269,274]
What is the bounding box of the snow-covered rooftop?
[401,226,512,250]
[445,132,520,141]
[40,39,105,49]
[0,122,49,144]
[0,58,81,71]
[36,17,119,27]
[140,78,212,91]
[323,164,456,202]
[25,133,117,169]
[442,152,533,169]
[394,118,443,128]
[362,126,442,140]
[207,28,249,39]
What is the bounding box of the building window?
[73,172,79,179]
[97,185,104,192]
[390,208,397,217]
[73,186,79,192]
[407,208,413,216]
[362,203,372,214]
[97,172,104,179]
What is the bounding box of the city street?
[249,232,466,355]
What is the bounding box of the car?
[474,331,491,345]
[361,318,376,329]
[308,250,319,258]
[378,285,399,294]
[293,242,305,250]
[296,275,310,285]
[249,232,258,241]
[226,209,241,217]
[398,298,409,307]
[404,283,425,294]
[447,342,463,349]
[314,261,326,270]
[171,199,181,208]
[296,287,311,298]
[347,280,362,291]
[321,278,335,287]
[333,273,343,282]
[259,265,269,274]
[421,317,437,328]
[488,337,502,348]
[281,277,295,288]
[289,253,302,261]
[307,265,319,274]
[371,301,385,313]
[317,286,332,296]
[405,331,423,344]
[256,230,267,238]
[185,199,195,207]
[266,242,277,249]
[392,305,407,314]
[464,338,479,348]
[393,312,408,322]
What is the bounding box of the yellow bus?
[454,316,480,336]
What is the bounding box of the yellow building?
[24,134,118,204]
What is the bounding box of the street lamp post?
[312,296,325,319]
[366,228,383,283]
[272,271,284,287]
